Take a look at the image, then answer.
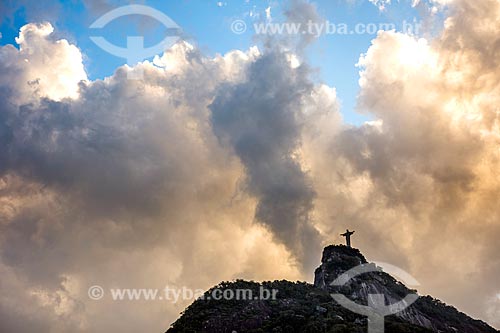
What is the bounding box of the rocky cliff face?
[166,245,498,333]
[314,245,497,333]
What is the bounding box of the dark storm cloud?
[210,50,321,272]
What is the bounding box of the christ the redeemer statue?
[341,229,355,247]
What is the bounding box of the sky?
[0,0,499,332]
[1,0,438,124]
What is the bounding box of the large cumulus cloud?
[210,51,324,273]
[0,22,321,332]
[305,0,500,327]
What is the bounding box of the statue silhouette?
[340,229,355,247]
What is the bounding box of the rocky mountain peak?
[314,245,367,289]
[166,245,499,333]
[313,245,498,333]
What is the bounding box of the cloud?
[210,50,324,273]
[365,0,454,11]
[303,0,500,325]
[265,6,272,20]
[0,23,310,332]
[0,22,87,102]
[367,0,391,11]
[284,0,324,49]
